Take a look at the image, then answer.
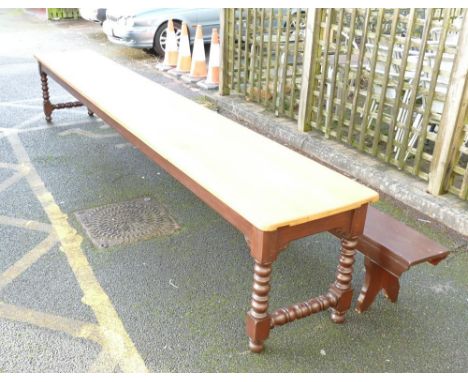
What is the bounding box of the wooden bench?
[354,206,450,313]
[34,50,380,353]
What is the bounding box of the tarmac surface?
[0,9,467,372]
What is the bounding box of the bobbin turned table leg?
[329,234,359,323]
[328,205,367,324]
[39,69,53,122]
[246,261,272,353]
[245,230,279,353]
[38,64,92,121]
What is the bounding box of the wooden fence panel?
[305,8,466,184]
[446,114,468,200]
[222,8,308,119]
[221,8,468,201]
[427,12,468,197]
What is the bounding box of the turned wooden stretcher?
[34,50,379,353]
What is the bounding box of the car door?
[195,8,221,41]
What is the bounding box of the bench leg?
[383,274,400,303]
[246,260,272,353]
[356,257,401,312]
[329,234,359,323]
[356,257,384,313]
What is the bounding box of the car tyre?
[154,20,182,56]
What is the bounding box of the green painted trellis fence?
[220,8,468,201]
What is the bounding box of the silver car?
[79,8,107,24]
[102,8,220,56]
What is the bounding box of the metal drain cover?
[75,197,179,248]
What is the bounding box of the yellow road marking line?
[0,171,26,193]
[7,113,44,129]
[0,163,27,171]
[0,103,44,110]
[0,97,43,105]
[0,232,58,292]
[0,102,89,114]
[0,126,53,137]
[0,301,102,344]
[0,121,100,138]
[58,128,119,139]
[88,349,120,373]
[6,132,148,372]
[0,215,53,233]
[0,97,87,106]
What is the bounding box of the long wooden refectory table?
[34,50,379,353]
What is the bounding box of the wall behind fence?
[221,8,468,201]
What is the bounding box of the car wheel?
[153,21,182,56]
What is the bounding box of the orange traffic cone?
[198,28,220,90]
[168,22,191,77]
[182,25,207,83]
[156,19,178,71]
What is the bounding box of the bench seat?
[355,206,450,312]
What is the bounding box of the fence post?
[428,14,468,195]
[298,9,320,132]
[219,8,230,96]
